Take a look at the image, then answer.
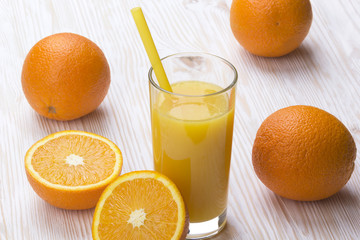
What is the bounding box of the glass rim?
[148,52,238,97]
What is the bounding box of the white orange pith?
[25,130,122,210]
[92,171,189,240]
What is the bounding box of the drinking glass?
[149,52,237,239]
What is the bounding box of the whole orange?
[21,33,110,120]
[230,0,312,57]
[252,105,356,201]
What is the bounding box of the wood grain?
[1,0,360,239]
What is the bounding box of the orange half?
[92,170,189,240]
[25,130,123,210]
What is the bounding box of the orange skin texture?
[252,105,356,201]
[230,0,313,57]
[21,33,110,120]
[25,169,108,210]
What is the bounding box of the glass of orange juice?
[149,52,237,239]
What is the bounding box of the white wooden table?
[1,0,360,239]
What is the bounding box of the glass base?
[186,209,227,239]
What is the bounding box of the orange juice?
[151,80,235,222]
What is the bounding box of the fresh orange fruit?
[21,33,110,120]
[92,170,189,240]
[230,0,312,57]
[25,130,122,209]
[252,105,356,201]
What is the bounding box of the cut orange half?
[24,130,123,210]
[92,170,189,240]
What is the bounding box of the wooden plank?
[0,0,359,239]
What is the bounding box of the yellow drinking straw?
[131,7,173,92]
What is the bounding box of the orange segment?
[25,130,122,210]
[92,171,189,240]
[31,135,117,186]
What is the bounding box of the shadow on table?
[211,220,242,240]
[30,105,111,136]
[28,199,94,239]
[238,43,317,77]
[270,185,360,234]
